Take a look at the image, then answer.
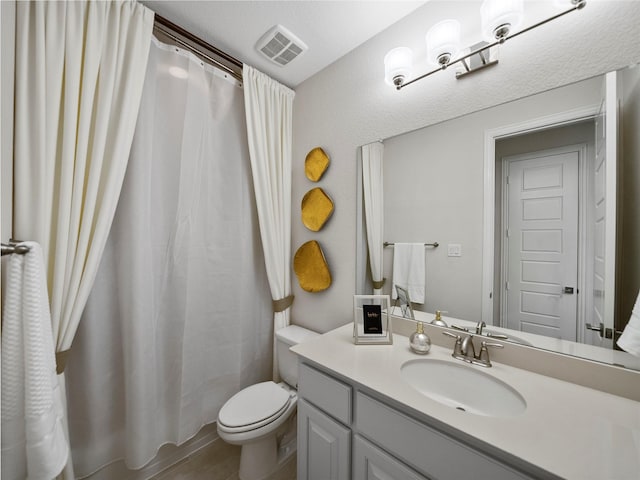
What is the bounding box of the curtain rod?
[1,242,30,256]
[153,14,243,82]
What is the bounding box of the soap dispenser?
[430,310,448,327]
[409,321,431,354]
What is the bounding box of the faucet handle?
[451,324,469,332]
[485,332,509,340]
[442,331,460,340]
[478,341,504,365]
[442,331,463,357]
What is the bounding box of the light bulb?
[426,19,461,67]
[480,0,524,41]
[384,47,412,87]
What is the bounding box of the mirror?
[356,64,640,371]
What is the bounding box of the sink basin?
[401,359,527,417]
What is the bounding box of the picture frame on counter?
[353,294,393,345]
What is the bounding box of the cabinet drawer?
[298,363,352,425]
[356,392,534,480]
[353,434,428,480]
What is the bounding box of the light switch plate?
[448,243,462,257]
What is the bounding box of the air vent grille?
[256,25,307,67]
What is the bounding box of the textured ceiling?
[141,1,426,88]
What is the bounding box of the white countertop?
[292,324,640,480]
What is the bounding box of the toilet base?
[238,431,296,480]
[239,435,277,480]
[237,412,297,480]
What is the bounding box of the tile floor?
[151,439,296,480]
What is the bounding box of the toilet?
[217,325,319,480]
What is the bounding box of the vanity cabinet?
[297,399,351,480]
[356,392,535,480]
[297,364,352,480]
[298,362,540,480]
[353,435,427,480]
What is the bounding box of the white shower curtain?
[64,38,272,476]
[12,3,153,478]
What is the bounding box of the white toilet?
[217,325,319,480]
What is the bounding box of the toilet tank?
[275,325,319,387]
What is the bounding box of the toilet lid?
[218,381,292,429]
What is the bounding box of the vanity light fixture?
[480,0,524,42]
[385,0,586,90]
[426,19,461,67]
[384,47,413,87]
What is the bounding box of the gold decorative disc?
[301,187,334,232]
[305,147,330,182]
[293,240,332,292]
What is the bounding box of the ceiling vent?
[256,25,308,67]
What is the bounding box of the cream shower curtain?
[12,2,153,477]
[64,38,272,476]
[13,0,153,371]
[362,142,385,294]
[243,65,296,380]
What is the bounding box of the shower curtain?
[361,142,385,295]
[64,38,272,476]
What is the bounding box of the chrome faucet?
[475,321,486,335]
[460,334,476,358]
[443,331,503,367]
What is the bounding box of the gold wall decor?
[301,187,334,232]
[293,240,332,292]
[305,147,330,182]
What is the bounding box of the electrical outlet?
[448,243,462,257]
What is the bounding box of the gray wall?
[291,1,640,333]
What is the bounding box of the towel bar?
[383,242,439,248]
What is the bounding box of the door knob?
[586,322,604,337]
[563,286,575,294]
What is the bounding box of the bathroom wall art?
[304,147,330,182]
[301,187,334,232]
[293,240,331,292]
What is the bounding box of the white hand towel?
[2,242,69,480]
[392,243,425,304]
[617,290,640,357]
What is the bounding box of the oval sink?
[401,359,527,417]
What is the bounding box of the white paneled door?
[504,148,579,341]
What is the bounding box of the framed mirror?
[356,64,640,371]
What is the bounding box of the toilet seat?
[218,381,294,434]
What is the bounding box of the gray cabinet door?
[297,399,351,480]
[353,435,429,480]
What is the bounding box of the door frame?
[481,105,600,327]
[499,144,588,340]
